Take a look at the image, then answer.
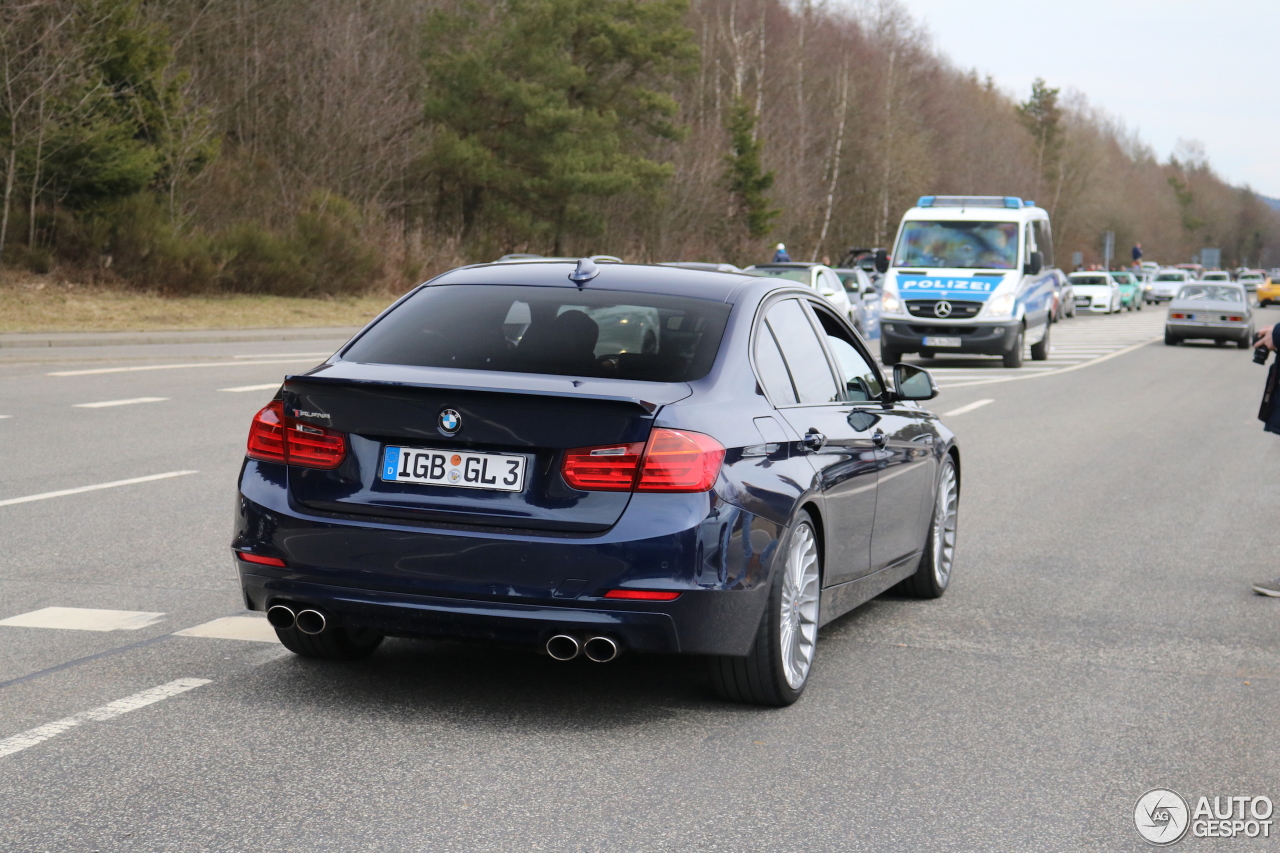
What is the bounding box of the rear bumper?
[233,460,776,656]
[880,319,1020,355]
[1166,322,1250,341]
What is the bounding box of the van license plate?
[923,336,961,348]
[381,446,527,492]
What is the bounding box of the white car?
[1237,270,1265,293]
[1149,269,1192,303]
[1068,272,1121,314]
[743,263,858,324]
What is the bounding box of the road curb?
[0,327,363,349]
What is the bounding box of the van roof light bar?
[916,196,1025,209]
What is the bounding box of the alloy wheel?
[779,523,821,689]
[931,463,959,588]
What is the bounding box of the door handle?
[871,430,887,447]
[802,429,827,451]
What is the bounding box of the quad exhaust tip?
[266,604,296,630]
[294,609,327,635]
[546,634,581,661]
[582,636,619,663]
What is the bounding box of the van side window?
[1032,219,1055,268]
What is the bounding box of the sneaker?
[1252,578,1280,597]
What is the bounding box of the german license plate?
[381,446,527,492]
[923,336,962,348]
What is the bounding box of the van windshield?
[893,221,1020,269]
[343,284,731,382]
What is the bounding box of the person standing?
[773,243,791,263]
[1131,242,1143,265]
[1252,321,1280,596]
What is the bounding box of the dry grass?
[0,272,401,333]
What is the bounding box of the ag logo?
[933,300,952,318]
[438,409,462,435]
[1135,789,1190,845]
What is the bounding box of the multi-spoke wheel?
[708,512,821,706]
[903,456,959,598]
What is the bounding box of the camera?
[1256,332,1272,365]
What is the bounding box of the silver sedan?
[1164,283,1254,348]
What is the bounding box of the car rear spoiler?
[285,361,692,412]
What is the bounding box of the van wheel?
[1002,328,1025,368]
[708,513,820,706]
[1030,322,1050,361]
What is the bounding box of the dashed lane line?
[943,399,995,417]
[72,397,168,409]
[937,337,1160,389]
[48,357,321,376]
[219,383,282,393]
[0,470,198,508]
[0,678,211,758]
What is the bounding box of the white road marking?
[219,383,281,393]
[0,678,210,759]
[0,607,165,632]
[943,399,995,416]
[0,415,10,419]
[0,470,198,508]
[72,397,169,409]
[232,352,331,359]
[176,615,279,643]
[48,358,320,377]
[940,338,1160,389]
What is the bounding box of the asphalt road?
[1,308,1277,852]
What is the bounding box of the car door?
[757,296,878,585]
[868,393,939,573]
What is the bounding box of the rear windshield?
[1178,285,1243,302]
[343,284,731,382]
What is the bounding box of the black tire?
[275,624,384,660]
[708,514,820,707]
[1164,329,1179,346]
[1239,333,1252,350]
[1136,299,1143,311]
[919,349,935,359]
[1030,322,1050,361]
[902,456,958,599]
[1215,339,1227,347]
[1002,328,1025,368]
[881,347,902,366]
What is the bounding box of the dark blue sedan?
[233,259,960,705]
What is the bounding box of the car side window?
[765,299,840,404]
[753,323,798,406]
[810,306,883,402]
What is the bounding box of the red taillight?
[561,429,725,494]
[636,429,725,492]
[1170,312,1186,319]
[247,400,287,462]
[561,442,646,491]
[235,551,286,567]
[604,589,682,601]
[1227,315,1243,322]
[246,400,346,469]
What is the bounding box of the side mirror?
[874,249,889,274]
[893,363,938,401]
[1024,251,1043,276]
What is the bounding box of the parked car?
[233,260,960,707]
[1068,271,1121,314]
[1257,274,1280,307]
[1237,270,1266,294]
[1109,270,1143,311]
[833,266,883,339]
[1150,269,1192,303]
[744,263,858,325]
[1049,269,1076,320]
[1164,282,1254,347]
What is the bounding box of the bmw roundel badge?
[438,409,462,435]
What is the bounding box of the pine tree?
[723,98,778,239]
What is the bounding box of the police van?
[874,196,1057,368]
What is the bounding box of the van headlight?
[983,292,1016,318]
[882,293,903,313]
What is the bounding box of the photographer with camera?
[1252,322,1280,596]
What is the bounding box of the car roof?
[426,260,769,303]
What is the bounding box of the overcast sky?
[893,0,1280,198]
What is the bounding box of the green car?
[1109,271,1143,311]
